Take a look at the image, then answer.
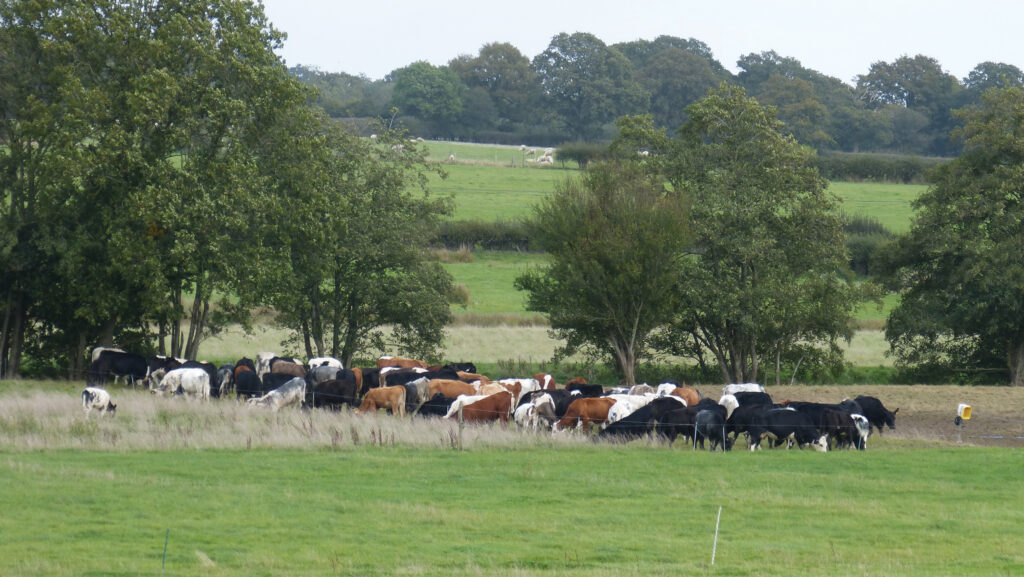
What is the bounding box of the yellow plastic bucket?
[957,403,972,420]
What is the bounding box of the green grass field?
[1,446,1020,576]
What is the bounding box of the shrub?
[844,214,895,276]
[815,151,948,183]
[555,142,608,169]
[431,219,533,251]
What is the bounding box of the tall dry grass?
[0,390,588,452]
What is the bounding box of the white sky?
[260,0,1024,86]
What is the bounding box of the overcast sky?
[260,0,1023,86]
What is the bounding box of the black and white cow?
[694,407,732,451]
[88,350,149,388]
[81,387,116,416]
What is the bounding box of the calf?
[81,387,116,416]
[247,377,306,411]
[513,393,557,429]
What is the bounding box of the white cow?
[256,352,277,378]
[154,368,211,400]
[308,356,343,370]
[82,387,116,416]
[722,383,765,396]
[247,377,306,411]
[605,394,659,426]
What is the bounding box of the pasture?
[0,384,1022,576]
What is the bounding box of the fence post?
[711,506,722,566]
[162,529,169,571]
[458,404,464,451]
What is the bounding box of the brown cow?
[554,397,617,431]
[533,373,556,390]
[356,385,407,416]
[271,360,306,378]
[565,377,587,387]
[233,364,252,381]
[428,379,477,399]
[377,356,428,370]
[457,371,490,383]
[671,387,701,407]
[350,367,363,391]
[457,391,512,423]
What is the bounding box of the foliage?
[844,215,895,277]
[515,162,690,384]
[255,115,457,366]
[647,85,872,384]
[878,86,1024,385]
[432,219,533,251]
[531,32,648,140]
[814,151,947,183]
[389,60,464,134]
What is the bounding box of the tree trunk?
[1008,338,1024,386]
[7,291,27,379]
[68,331,87,381]
[0,289,12,379]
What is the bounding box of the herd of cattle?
[81,348,899,451]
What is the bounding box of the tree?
[255,112,457,367]
[448,42,540,130]
[655,85,865,384]
[532,32,648,140]
[515,162,690,385]
[856,55,963,155]
[878,87,1024,385]
[636,47,722,132]
[389,61,463,134]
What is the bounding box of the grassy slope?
[0,446,1020,576]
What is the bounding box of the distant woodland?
[292,33,1023,157]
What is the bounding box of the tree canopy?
[878,86,1024,385]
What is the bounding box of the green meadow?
[0,446,1020,576]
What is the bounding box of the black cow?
[235,371,263,399]
[694,408,732,451]
[216,364,235,397]
[385,368,459,388]
[358,368,380,397]
[820,409,866,450]
[261,372,294,396]
[308,378,359,410]
[88,351,149,388]
[733,391,773,407]
[748,409,828,451]
[726,403,772,441]
[566,382,605,397]
[417,392,457,417]
[854,395,898,435]
[235,357,256,374]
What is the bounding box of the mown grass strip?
[0,447,1020,576]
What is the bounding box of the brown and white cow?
[452,391,513,424]
[427,379,477,400]
[553,397,618,431]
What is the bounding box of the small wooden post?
[162,529,169,571]
[458,404,464,451]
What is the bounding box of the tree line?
[0,0,457,379]
[293,33,1024,158]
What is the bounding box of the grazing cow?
[147,355,183,385]
[358,368,379,396]
[154,367,211,400]
[247,377,306,411]
[457,371,490,384]
[234,357,256,378]
[430,362,477,374]
[475,382,508,397]
[180,360,218,396]
[554,397,617,431]
[427,379,477,400]
[606,394,657,425]
[81,387,116,416]
[722,383,765,396]
[695,408,732,451]
[820,409,863,450]
[726,403,772,442]
[89,350,150,388]
[417,392,457,417]
[670,387,701,407]
[748,409,828,451]
[514,393,557,429]
[308,356,343,370]
[853,395,899,435]
[628,384,656,396]
[384,367,451,388]
[500,378,540,400]
[851,414,871,450]
[533,373,557,390]
[733,391,773,407]
[261,372,294,396]
[377,355,428,370]
[445,394,488,418]
[599,396,689,440]
[255,352,276,377]
[308,378,359,410]
[235,370,263,400]
[567,382,604,397]
[90,346,125,362]
[356,385,407,416]
[270,360,306,379]
[306,365,341,387]
[217,364,235,397]
[455,391,513,424]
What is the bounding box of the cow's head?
[885,408,899,430]
[810,434,829,452]
[106,402,117,415]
